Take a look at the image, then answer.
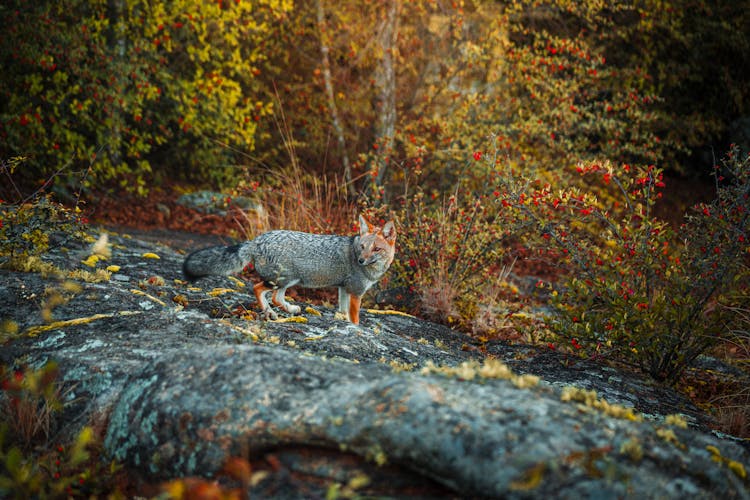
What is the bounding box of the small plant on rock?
[0,194,88,267]
[0,364,122,498]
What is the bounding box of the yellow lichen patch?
[172,294,189,307]
[420,359,539,388]
[7,255,63,277]
[61,281,83,293]
[561,386,598,405]
[305,306,322,316]
[68,268,111,283]
[512,373,541,389]
[145,275,166,287]
[656,428,683,449]
[347,472,371,491]
[365,444,388,466]
[207,288,236,297]
[510,462,546,491]
[303,333,327,341]
[706,445,721,459]
[227,276,246,288]
[728,460,747,480]
[81,254,101,267]
[388,359,416,372]
[22,311,141,337]
[365,308,415,318]
[560,386,642,422]
[141,252,160,259]
[1,319,19,335]
[478,358,514,379]
[219,320,261,341]
[130,289,167,307]
[706,445,748,480]
[334,311,348,321]
[619,437,643,462]
[0,319,20,343]
[272,316,308,323]
[106,265,121,273]
[664,414,688,429]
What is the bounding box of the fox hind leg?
[253,282,278,320]
[271,280,301,314]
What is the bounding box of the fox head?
[356,215,396,268]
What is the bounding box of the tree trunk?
[316,0,354,197]
[107,0,126,169]
[373,0,399,190]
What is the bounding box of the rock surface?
[1,229,748,497]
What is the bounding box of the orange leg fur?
[253,282,272,314]
[349,295,361,324]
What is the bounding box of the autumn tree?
[0,0,292,196]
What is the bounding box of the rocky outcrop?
[1,230,748,497]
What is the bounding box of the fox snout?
[358,256,375,265]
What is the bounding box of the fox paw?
[261,309,278,321]
[284,304,302,314]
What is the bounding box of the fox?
[183,215,396,324]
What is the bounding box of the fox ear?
[359,214,374,236]
[381,221,396,244]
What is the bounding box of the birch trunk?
[316,0,354,196]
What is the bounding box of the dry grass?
[712,394,750,438]
[233,96,357,238]
[1,364,66,449]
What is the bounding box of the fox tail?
[183,243,253,282]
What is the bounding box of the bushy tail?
[183,243,253,282]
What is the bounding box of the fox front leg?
[338,288,362,324]
[348,295,362,324]
[338,288,350,316]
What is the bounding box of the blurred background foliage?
[1,0,748,200]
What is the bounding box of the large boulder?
[1,230,748,497]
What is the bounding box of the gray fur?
[183,230,389,296]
